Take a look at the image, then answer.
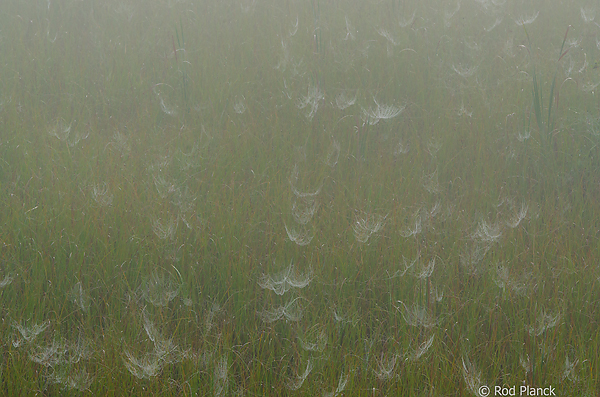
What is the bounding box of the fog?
[0,0,598,394]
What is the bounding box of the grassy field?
[1,0,600,395]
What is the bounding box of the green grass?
[0,0,599,395]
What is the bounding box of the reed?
[523,25,570,163]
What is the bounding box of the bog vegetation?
[0,0,599,395]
